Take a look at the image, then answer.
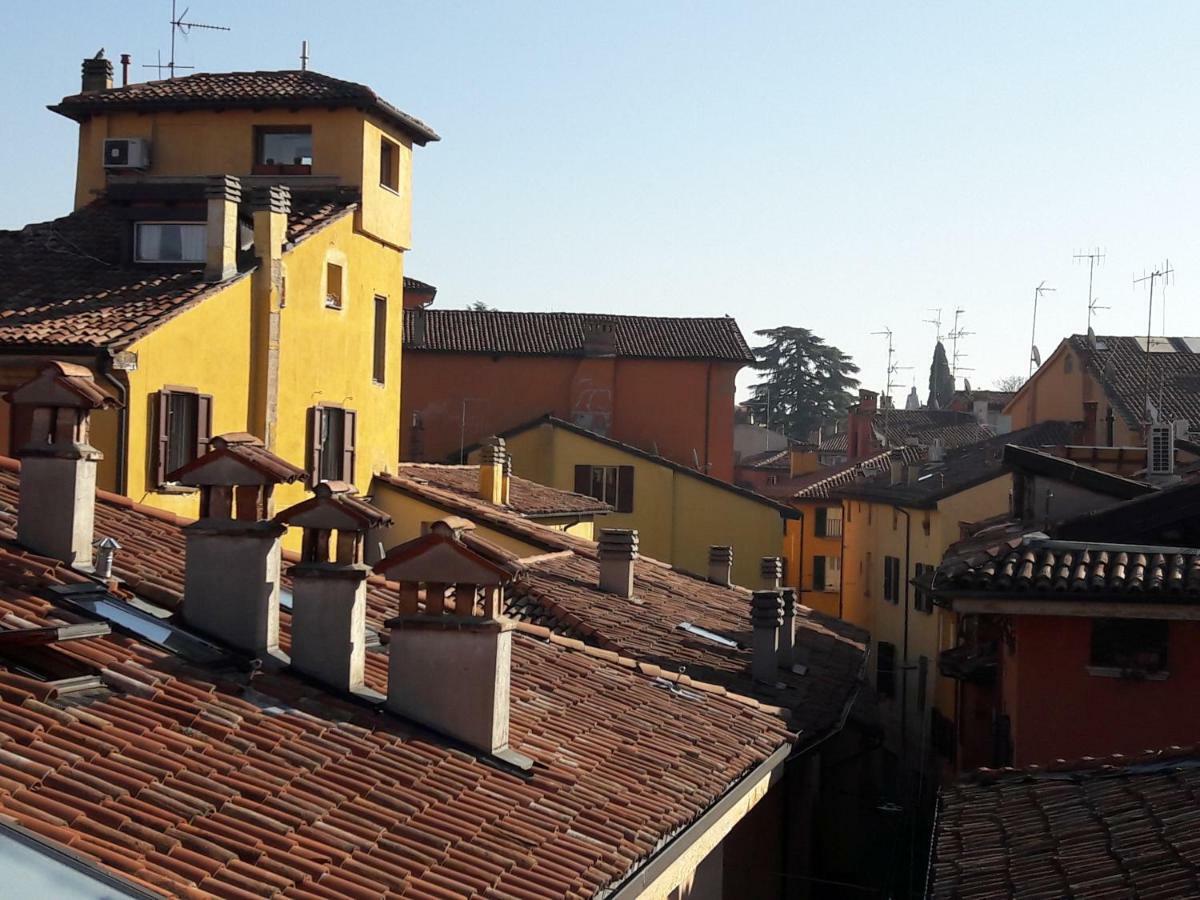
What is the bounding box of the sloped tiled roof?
[736,449,790,471]
[817,410,992,457]
[930,748,1200,898]
[792,447,924,500]
[0,194,354,349]
[51,69,439,144]
[0,461,792,896]
[386,464,610,518]
[404,309,755,362]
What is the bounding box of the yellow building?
[465,415,798,586]
[834,422,1076,777]
[0,57,437,544]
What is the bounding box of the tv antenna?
[872,328,911,444]
[144,0,230,79]
[1073,248,1107,333]
[1134,262,1174,423]
[948,307,974,383]
[1028,281,1055,378]
[924,308,944,344]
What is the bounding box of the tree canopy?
[749,327,860,440]
[927,341,955,409]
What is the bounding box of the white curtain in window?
[137,223,206,262]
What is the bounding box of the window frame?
[134,221,207,264]
[379,136,401,192]
[1089,618,1169,676]
[253,125,313,175]
[574,464,634,513]
[154,386,212,488]
[325,262,344,310]
[913,562,934,613]
[883,555,902,604]
[372,294,388,385]
[308,404,357,487]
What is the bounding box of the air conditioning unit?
[1148,423,1174,476]
[102,138,150,170]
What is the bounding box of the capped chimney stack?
[708,545,734,587]
[479,436,506,505]
[502,455,513,506]
[205,175,243,283]
[7,362,117,569]
[750,590,784,683]
[760,556,783,590]
[778,588,798,668]
[172,433,305,654]
[374,522,526,760]
[598,528,638,598]
[276,482,392,691]
[81,53,113,93]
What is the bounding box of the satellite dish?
[964,377,973,392]
[1031,345,1042,367]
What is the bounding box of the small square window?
[254,127,312,174]
[1090,619,1168,673]
[380,137,400,191]
[136,222,206,263]
[326,262,344,309]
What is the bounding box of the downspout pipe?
[98,350,129,495]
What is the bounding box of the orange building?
[401,308,752,480]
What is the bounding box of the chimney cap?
[374,529,521,586]
[7,361,117,410]
[276,484,392,532]
[171,432,306,487]
[709,545,734,562]
[598,528,639,557]
[750,590,784,628]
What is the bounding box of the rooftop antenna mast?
[948,307,974,386]
[1134,261,1174,425]
[145,0,230,79]
[924,308,944,344]
[1028,281,1055,379]
[872,328,911,446]
[1073,248,1107,333]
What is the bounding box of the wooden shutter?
[616,466,635,513]
[877,642,895,697]
[574,465,592,496]
[155,390,171,486]
[342,410,357,483]
[195,394,213,461]
[308,407,323,485]
[814,507,827,537]
[883,556,894,602]
[812,555,825,591]
[893,557,902,603]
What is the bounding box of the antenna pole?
[1074,249,1107,332]
[948,307,973,386]
[871,328,911,445]
[1135,262,1175,425]
[301,40,310,70]
[1028,281,1055,379]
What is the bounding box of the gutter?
[605,742,791,899]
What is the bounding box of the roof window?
[135,222,205,263]
[677,621,743,649]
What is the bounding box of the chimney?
[847,389,878,461]
[750,590,783,683]
[204,175,243,282]
[374,524,525,759]
[907,461,920,485]
[778,588,798,668]
[502,455,513,506]
[174,433,306,654]
[890,461,905,485]
[248,185,290,448]
[760,556,783,590]
[119,54,131,87]
[81,53,113,93]
[598,528,638,598]
[479,436,506,505]
[582,321,617,357]
[7,363,117,569]
[707,545,734,587]
[276,482,392,691]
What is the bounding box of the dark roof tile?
[386,464,609,517]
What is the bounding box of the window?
[326,263,344,309]
[877,641,896,698]
[812,555,840,592]
[309,406,357,485]
[812,555,825,592]
[1090,619,1168,674]
[913,563,934,613]
[135,222,205,263]
[883,555,901,604]
[917,655,929,711]
[254,126,313,174]
[154,388,212,486]
[815,506,843,538]
[574,465,634,513]
[380,137,400,191]
[373,295,388,384]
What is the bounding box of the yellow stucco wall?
[789,498,843,618]
[483,423,789,586]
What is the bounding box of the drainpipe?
[703,362,713,473]
[838,501,847,620]
[895,506,912,776]
[98,351,129,495]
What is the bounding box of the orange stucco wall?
[1005,616,1200,766]
[402,352,741,480]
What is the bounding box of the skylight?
[677,621,742,649]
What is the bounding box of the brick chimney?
[708,545,734,587]
[750,590,783,683]
[778,588,798,668]
[7,363,117,569]
[249,185,290,449]
[276,482,392,691]
[479,436,506,505]
[172,433,305,654]
[847,389,878,462]
[374,524,524,758]
[205,175,242,282]
[81,53,113,93]
[759,556,782,590]
[598,529,638,598]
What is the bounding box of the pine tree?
[750,327,860,439]
[927,341,955,409]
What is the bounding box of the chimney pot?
[204,175,243,282]
[759,556,783,590]
[707,545,734,587]
[80,54,113,93]
[598,528,638,598]
[750,590,784,682]
[778,589,798,668]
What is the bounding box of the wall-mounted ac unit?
[1148,423,1174,476]
[102,138,150,170]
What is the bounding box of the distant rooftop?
[384,464,611,518]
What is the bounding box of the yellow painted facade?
[474,422,792,586]
[839,475,1013,763]
[789,498,843,618]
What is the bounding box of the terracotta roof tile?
[386,465,610,517]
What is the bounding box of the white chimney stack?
[205,175,242,282]
[598,529,638,598]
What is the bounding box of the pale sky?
[4,2,1200,404]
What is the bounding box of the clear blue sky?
[4,2,1200,403]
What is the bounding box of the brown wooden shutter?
[195,394,213,461]
[616,465,635,513]
[574,465,591,496]
[814,507,827,537]
[155,390,171,486]
[812,555,825,591]
[342,409,357,483]
[308,406,323,485]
